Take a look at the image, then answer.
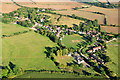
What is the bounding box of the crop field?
[2,23,58,70]
[54,10,104,24]
[105,39,119,75]
[1,1,88,13]
[0,2,20,13]
[101,26,119,34]
[42,13,84,27]
[98,0,119,3]
[16,2,88,10]
[80,6,118,25]
[62,34,84,48]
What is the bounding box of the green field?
[62,34,84,48]
[105,39,119,76]
[17,72,86,78]
[2,23,58,70]
[1,23,29,35]
[55,56,73,65]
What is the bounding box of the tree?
[56,49,62,56]
[2,66,9,78]
[93,19,98,27]
[104,16,107,25]
[88,21,93,28]
[79,63,83,67]
[64,25,68,29]
[62,48,68,56]
[79,22,83,31]
[98,25,101,32]
[53,36,59,43]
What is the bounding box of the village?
[9,8,117,69]
[1,6,119,79]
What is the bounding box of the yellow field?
[1,3,20,13]
[42,13,84,27]
[101,26,119,34]
[1,2,88,13]
[54,10,104,24]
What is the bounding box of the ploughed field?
[79,6,118,25]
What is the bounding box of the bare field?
[54,10,104,24]
[1,3,20,13]
[16,2,88,10]
[80,6,118,25]
[98,0,119,3]
[101,26,119,34]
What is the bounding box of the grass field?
[2,23,58,70]
[1,23,29,35]
[42,13,83,27]
[62,34,84,48]
[105,39,119,75]
[17,72,87,78]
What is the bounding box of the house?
[40,18,44,22]
[68,53,72,56]
[78,31,86,34]
[93,46,101,52]
[87,50,93,53]
[13,22,17,24]
[14,16,19,19]
[59,37,62,41]
[77,59,84,64]
[42,9,46,11]
[87,46,102,53]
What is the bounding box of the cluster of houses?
[87,46,102,53]
[89,53,104,64]
[68,52,90,67]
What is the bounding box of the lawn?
[41,13,83,27]
[2,23,58,70]
[62,34,84,48]
[105,39,119,76]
